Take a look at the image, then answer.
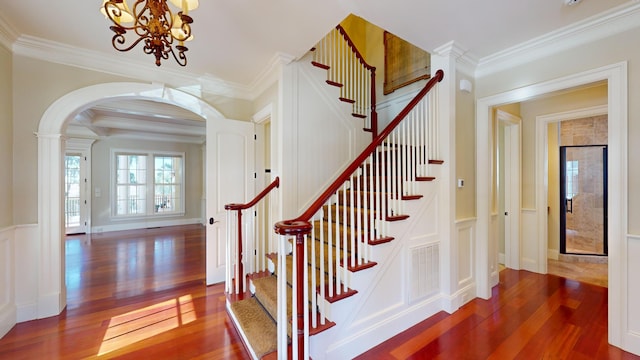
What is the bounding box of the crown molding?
[476,1,640,78]
[431,41,478,77]
[13,35,203,88]
[11,34,270,100]
[0,13,18,51]
[247,52,296,98]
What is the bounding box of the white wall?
[279,55,367,218]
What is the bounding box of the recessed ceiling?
[67,99,206,143]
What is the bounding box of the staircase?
[224,26,445,360]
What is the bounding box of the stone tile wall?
[560,116,607,254]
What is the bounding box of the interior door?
[503,122,521,269]
[206,118,255,285]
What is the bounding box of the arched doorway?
[36,82,228,318]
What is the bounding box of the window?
[113,151,184,217]
[154,155,183,213]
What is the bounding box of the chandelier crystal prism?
[102,0,198,67]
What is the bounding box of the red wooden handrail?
[225,176,280,294]
[335,25,378,138]
[292,69,444,223]
[225,176,280,211]
[335,25,376,71]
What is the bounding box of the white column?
[37,133,66,318]
[431,42,462,308]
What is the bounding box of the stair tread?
[253,276,279,320]
[229,297,278,359]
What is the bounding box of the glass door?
[559,145,607,255]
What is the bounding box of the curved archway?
[36,82,225,318]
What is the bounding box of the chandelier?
[102,0,198,67]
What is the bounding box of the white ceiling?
[0,0,634,141]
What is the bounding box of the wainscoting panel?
[456,219,475,289]
[0,226,16,338]
[14,224,38,322]
[490,214,499,286]
[627,234,640,353]
[521,209,539,272]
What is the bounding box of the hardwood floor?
[0,225,637,359]
[357,269,638,359]
[0,225,249,360]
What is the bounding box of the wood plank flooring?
[357,269,638,359]
[0,225,637,359]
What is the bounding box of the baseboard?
[547,249,559,260]
[91,218,202,233]
[441,283,476,314]
[521,257,538,273]
[0,303,16,338]
[37,292,64,320]
[321,294,443,359]
[16,301,37,323]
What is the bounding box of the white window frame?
[111,149,186,219]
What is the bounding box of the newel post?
[370,67,378,139]
[224,205,244,294]
[274,220,312,359]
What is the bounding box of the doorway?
[64,153,86,234]
[559,145,608,256]
[476,62,627,352]
[496,110,521,270]
[35,82,252,319]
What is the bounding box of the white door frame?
[476,62,627,349]
[496,110,521,270]
[36,82,226,319]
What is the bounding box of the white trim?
[454,217,477,225]
[627,233,640,354]
[91,217,202,234]
[476,62,627,351]
[476,2,640,78]
[252,103,273,124]
[322,294,444,360]
[0,226,16,338]
[11,36,294,101]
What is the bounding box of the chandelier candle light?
[102,0,198,66]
